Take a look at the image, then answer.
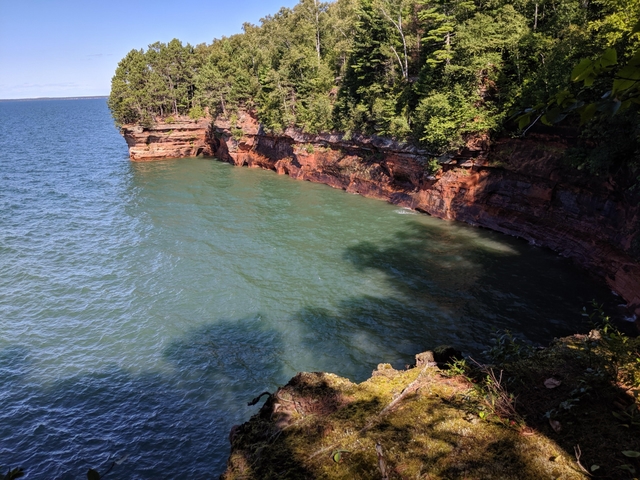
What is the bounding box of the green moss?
[223,310,640,480]
[223,364,584,479]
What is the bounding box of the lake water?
[0,98,616,478]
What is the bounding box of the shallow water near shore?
[0,98,617,478]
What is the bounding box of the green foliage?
[485,330,534,365]
[585,302,640,390]
[108,0,640,175]
[564,109,639,176]
[441,357,471,378]
[188,105,205,119]
[108,39,199,125]
[518,47,640,129]
[513,9,640,179]
[231,127,245,141]
[424,157,442,175]
[414,86,494,153]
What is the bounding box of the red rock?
[119,112,640,316]
[120,116,214,161]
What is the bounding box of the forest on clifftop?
[108,0,639,180]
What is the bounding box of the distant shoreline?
[0,95,108,102]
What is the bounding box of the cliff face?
[119,113,640,315]
[120,117,214,161]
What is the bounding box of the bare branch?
[390,46,405,77]
[379,3,409,79]
[573,445,593,477]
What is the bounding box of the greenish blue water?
[0,99,615,478]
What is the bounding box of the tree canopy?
[109,0,640,178]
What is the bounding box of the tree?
[107,0,639,175]
[418,0,475,68]
[108,49,152,125]
[375,0,413,79]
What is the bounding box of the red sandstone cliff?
[121,117,215,161]
[120,113,640,315]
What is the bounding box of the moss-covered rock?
[222,354,586,479]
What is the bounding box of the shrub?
[425,157,442,176]
[231,127,244,140]
[188,105,205,120]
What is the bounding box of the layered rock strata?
[120,113,640,315]
[120,117,214,161]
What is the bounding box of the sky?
[0,0,299,99]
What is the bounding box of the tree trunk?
[220,93,227,117]
[445,32,451,65]
[314,0,321,65]
[399,14,408,79]
[379,6,408,79]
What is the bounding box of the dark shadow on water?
[0,222,620,478]
[0,316,290,479]
[341,221,617,351]
[163,315,289,394]
[268,220,618,383]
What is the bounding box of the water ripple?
[0,99,618,478]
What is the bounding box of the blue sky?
[0,0,299,99]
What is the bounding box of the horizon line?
[0,95,108,102]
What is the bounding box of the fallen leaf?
[622,450,640,458]
[544,378,562,389]
[549,419,562,433]
[618,464,637,474]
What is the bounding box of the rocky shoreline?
[120,112,640,316]
[119,114,640,478]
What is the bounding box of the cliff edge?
[121,117,215,161]
[221,330,640,479]
[120,113,640,315]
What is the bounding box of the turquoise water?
[0,99,615,478]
